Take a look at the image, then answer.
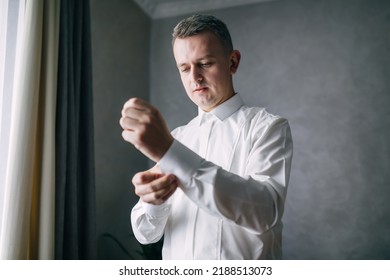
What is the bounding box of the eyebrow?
[177,55,215,67]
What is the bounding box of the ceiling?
[133,0,276,19]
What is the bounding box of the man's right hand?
[132,166,178,205]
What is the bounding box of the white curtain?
[0,0,60,259]
[0,0,9,234]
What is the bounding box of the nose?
[190,67,203,84]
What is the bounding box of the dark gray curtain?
[55,0,96,259]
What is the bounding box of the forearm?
[158,142,288,234]
[185,160,280,233]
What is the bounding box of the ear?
[229,50,241,74]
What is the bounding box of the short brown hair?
[172,14,233,54]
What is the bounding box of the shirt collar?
[198,93,244,124]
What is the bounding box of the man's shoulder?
[238,105,284,125]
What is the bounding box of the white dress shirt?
[131,94,293,259]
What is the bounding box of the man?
[119,14,293,259]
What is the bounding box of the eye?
[179,67,189,73]
[200,62,212,68]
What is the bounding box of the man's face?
[173,31,240,112]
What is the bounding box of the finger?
[122,108,159,129]
[121,130,138,146]
[158,182,178,201]
[120,116,137,130]
[120,114,151,132]
[135,174,176,197]
[132,170,163,185]
[140,180,178,205]
[122,98,155,115]
[121,106,150,121]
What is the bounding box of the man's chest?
[176,120,252,172]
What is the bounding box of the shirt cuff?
[158,139,203,184]
[141,200,171,218]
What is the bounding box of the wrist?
[151,136,174,162]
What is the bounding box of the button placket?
[199,113,214,159]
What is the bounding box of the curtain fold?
[0,0,59,259]
[30,0,60,260]
[55,0,96,260]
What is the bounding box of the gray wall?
[150,0,390,259]
[91,0,151,259]
[91,0,390,259]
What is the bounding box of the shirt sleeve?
[158,116,293,234]
[130,199,171,244]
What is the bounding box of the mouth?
[193,86,208,93]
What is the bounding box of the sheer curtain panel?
[0,0,60,259]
